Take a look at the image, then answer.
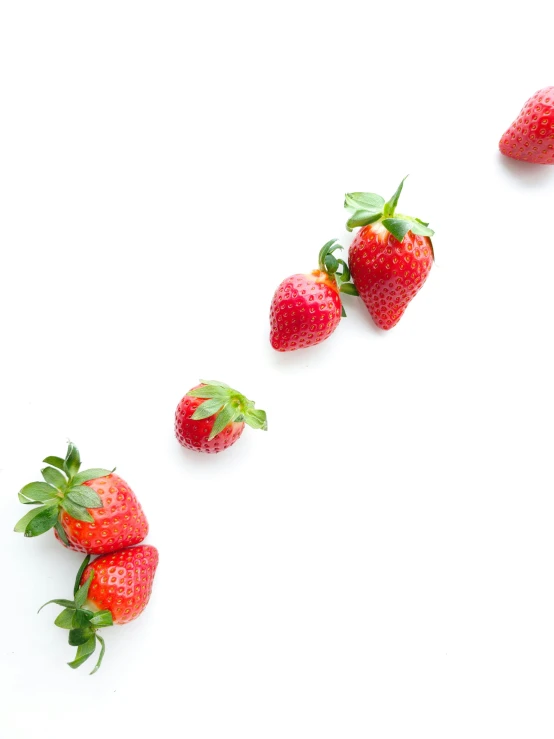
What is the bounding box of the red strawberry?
[344,178,434,330]
[269,239,358,351]
[40,546,158,673]
[175,380,267,453]
[499,87,554,164]
[14,442,148,554]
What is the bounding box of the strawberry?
[39,545,159,674]
[14,442,148,554]
[175,380,267,453]
[269,239,358,351]
[344,178,434,330]
[499,87,554,164]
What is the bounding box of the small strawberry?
[14,442,148,554]
[269,239,358,351]
[39,545,159,674]
[175,380,267,453]
[344,178,434,330]
[499,87,554,164]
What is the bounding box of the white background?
[1,2,554,737]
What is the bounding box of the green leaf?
[341,304,347,317]
[244,409,268,431]
[42,456,66,471]
[74,572,94,609]
[89,610,114,628]
[324,254,339,274]
[18,482,59,502]
[72,468,112,485]
[318,238,338,265]
[383,176,408,218]
[54,608,76,629]
[24,505,60,537]
[38,598,76,613]
[68,636,96,669]
[72,609,93,628]
[339,283,360,296]
[54,520,70,546]
[209,404,240,441]
[187,384,230,400]
[191,397,225,421]
[64,443,81,478]
[89,633,106,675]
[344,192,385,212]
[67,486,103,509]
[410,219,435,237]
[15,505,48,533]
[346,210,382,231]
[198,379,231,389]
[69,627,94,646]
[336,259,350,282]
[74,555,91,596]
[41,466,67,489]
[61,498,95,523]
[382,218,412,243]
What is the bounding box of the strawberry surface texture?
[499,86,554,164]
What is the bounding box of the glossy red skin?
[54,474,149,555]
[81,545,158,625]
[349,223,433,330]
[175,385,245,453]
[270,270,341,351]
[499,87,554,164]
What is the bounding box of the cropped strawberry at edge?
[499,87,554,164]
[14,442,148,555]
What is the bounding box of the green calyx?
[344,176,435,243]
[188,381,268,441]
[317,239,359,317]
[39,555,113,674]
[14,442,114,540]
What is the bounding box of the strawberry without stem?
[175,380,267,453]
[39,545,159,674]
[14,442,148,554]
[269,239,358,352]
[344,178,434,330]
[499,87,554,164]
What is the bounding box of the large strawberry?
[499,87,554,164]
[344,178,434,330]
[39,545,159,674]
[269,239,358,351]
[14,442,148,554]
[175,380,267,453]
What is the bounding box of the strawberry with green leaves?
[175,380,267,453]
[40,545,159,674]
[14,442,148,554]
[344,178,434,330]
[269,239,359,352]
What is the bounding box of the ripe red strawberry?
[14,442,148,554]
[499,87,554,164]
[344,178,434,330]
[40,545,159,673]
[175,380,267,453]
[269,239,358,351]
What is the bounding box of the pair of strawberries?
[15,442,158,674]
[270,177,435,350]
